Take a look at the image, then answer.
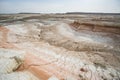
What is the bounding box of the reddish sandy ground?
[0,26,18,49]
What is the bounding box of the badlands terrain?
[0,13,120,80]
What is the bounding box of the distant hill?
[66,12,120,15]
[18,12,41,14]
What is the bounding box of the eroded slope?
[0,14,120,80]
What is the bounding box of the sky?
[0,0,120,13]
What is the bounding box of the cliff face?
[70,21,120,34]
[0,14,120,80]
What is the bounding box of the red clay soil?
[18,53,79,80]
[19,54,62,80]
[0,26,18,49]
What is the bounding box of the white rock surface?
[0,71,39,80]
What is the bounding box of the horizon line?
[0,12,120,14]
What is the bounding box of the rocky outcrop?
[70,21,120,34]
